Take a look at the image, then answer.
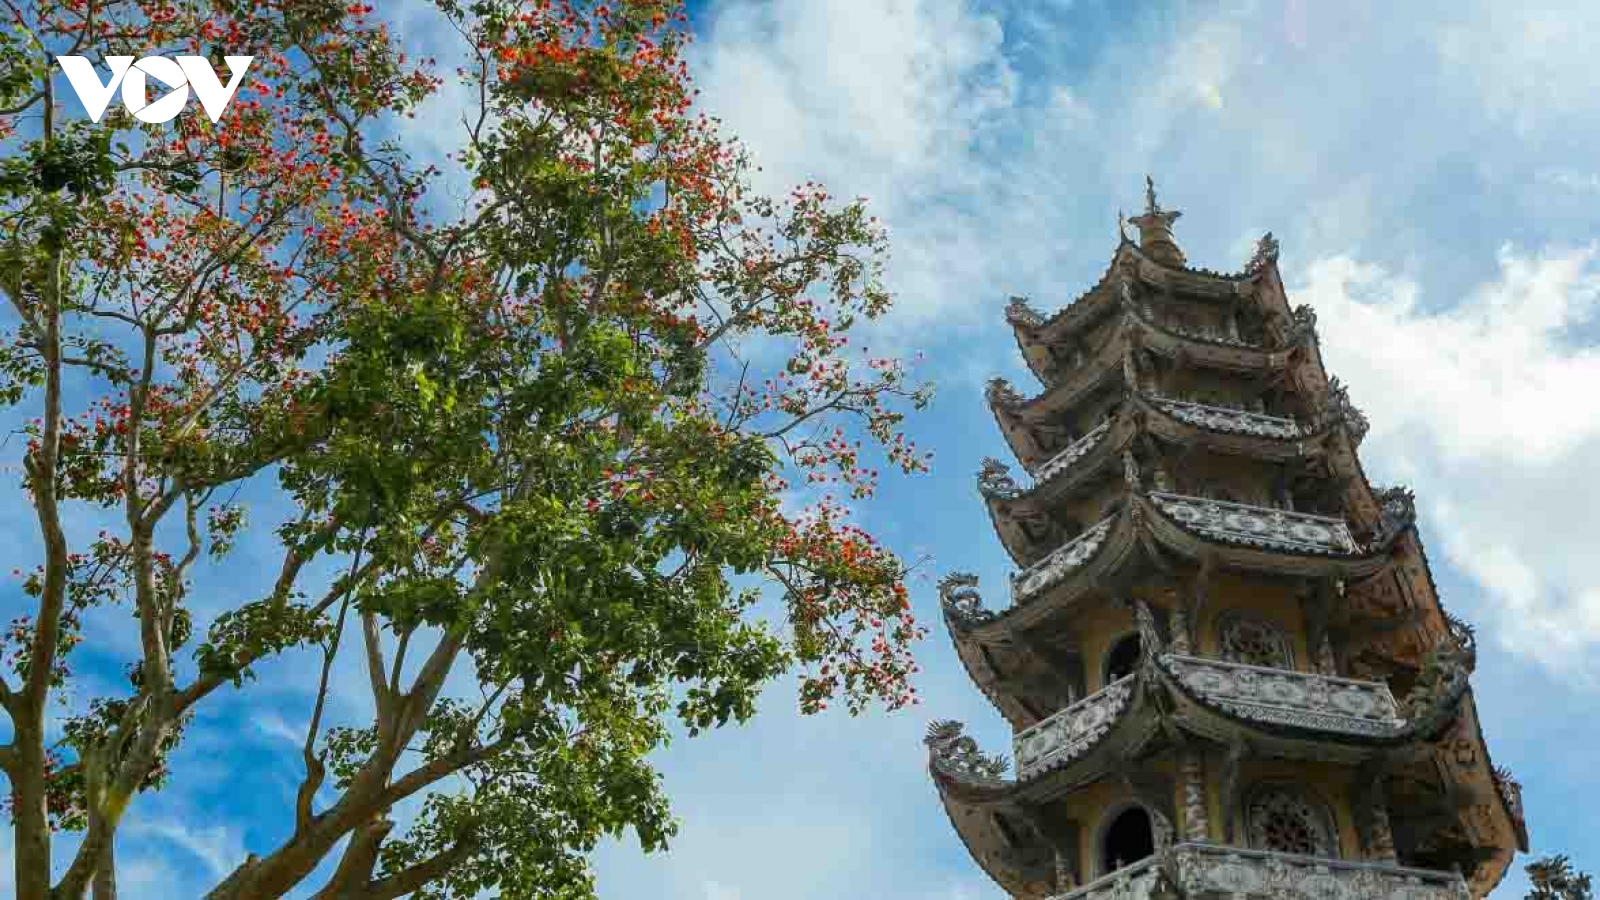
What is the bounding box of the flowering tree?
[0,1,932,898]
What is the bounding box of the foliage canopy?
[0,1,931,897]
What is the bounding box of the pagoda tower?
[925,180,1528,900]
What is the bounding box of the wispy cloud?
[253,711,307,746]
[137,820,245,881]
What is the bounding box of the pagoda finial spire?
[1129,175,1185,267]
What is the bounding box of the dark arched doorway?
[1104,632,1142,684]
[1100,805,1155,875]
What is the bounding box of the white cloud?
[1295,247,1600,674]
[253,711,306,746]
[138,820,246,881]
[692,0,1020,323]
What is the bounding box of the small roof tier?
[1006,231,1287,387]
[988,291,1317,470]
[978,392,1359,565]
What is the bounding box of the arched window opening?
[1219,615,1294,670]
[1100,806,1155,875]
[1104,633,1141,684]
[1245,787,1337,858]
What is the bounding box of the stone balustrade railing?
[1149,492,1358,555]
[1050,854,1166,900]
[1150,397,1302,439]
[1011,517,1115,602]
[1031,419,1112,483]
[1014,674,1134,779]
[1162,654,1402,737]
[1049,844,1469,900]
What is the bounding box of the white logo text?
[57,56,253,124]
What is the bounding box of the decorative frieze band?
[1011,517,1114,602]
[1171,844,1470,900]
[1162,654,1403,738]
[1149,492,1359,555]
[1031,419,1113,482]
[1014,675,1134,779]
[1150,396,1303,440]
[1047,843,1469,900]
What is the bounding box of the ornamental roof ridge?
[1006,241,1134,334]
[977,417,1120,505]
[1124,238,1263,283]
[1011,223,1279,341]
[939,571,997,631]
[935,573,1034,728]
[924,719,1011,786]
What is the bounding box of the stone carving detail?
[1180,753,1209,842]
[1152,396,1302,439]
[1399,634,1475,737]
[1150,492,1359,555]
[1162,320,1260,348]
[925,720,1010,783]
[1049,855,1170,900]
[1047,845,1471,900]
[1353,773,1399,864]
[1122,450,1142,490]
[1032,420,1112,484]
[1122,345,1141,391]
[1317,376,1371,444]
[1007,296,1045,328]
[1445,613,1477,660]
[1494,766,1525,826]
[987,377,1026,409]
[1014,676,1134,779]
[1246,787,1337,857]
[1245,232,1280,274]
[1289,304,1319,345]
[978,457,1022,500]
[1218,614,1295,670]
[1151,807,1176,854]
[1012,518,1115,602]
[1371,486,1417,547]
[1135,601,1163,657]
[1168,607,1193,656]
[1168,844,1472,900]
[1162,654,1403,737]
[938,572,995,628]
[1316,634,1338,677]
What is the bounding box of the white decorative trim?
[1150,492,1358,555]
[1151,396,1302,439]
[1011,517,1114,602]
[1031,419,1113,483]
[1163,654,1403,737]
[1014,675,1134,779]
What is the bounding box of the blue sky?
[8,1,1600,897]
